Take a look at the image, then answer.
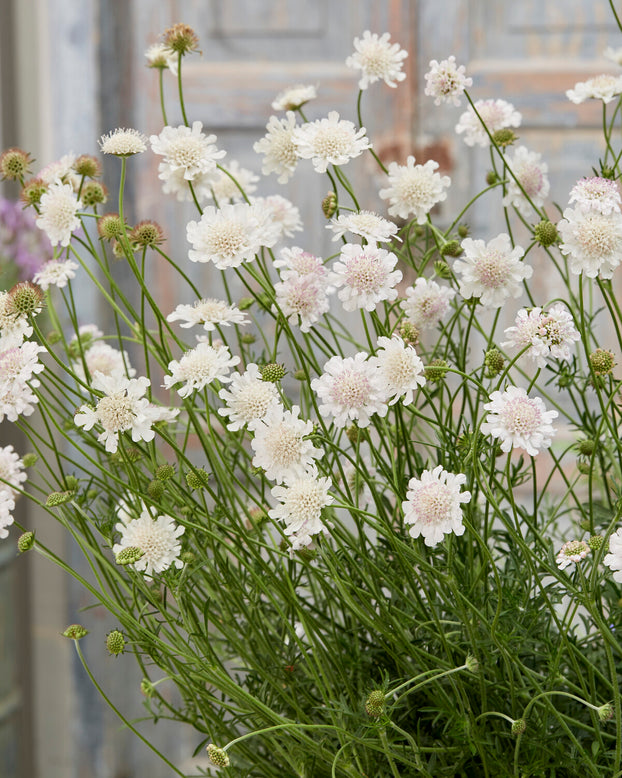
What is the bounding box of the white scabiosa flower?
[0,490,16,539]
[557,206,622,279]
[481,385,558,457]
[454,234,531,308]
[0,382,39,423]
[113,506,184,577]
[502,146,550,216]
[379,156,450,222]
[218,363,280,431]
[569,176,621,215]
[166,298,249,331]
[99,128,148,156]
[272,84,317,112]
[274,273,332,332]
[502,305,579,368]
[311,352,388,428]
[274,247,328,278]
[372,336,425,406]
[556,539,590,571]
[400,277,456,330]
[72,342,135,383]
[327,211,399,244]
[163,342,239,398]
[402,465,471,547]
[0,445,27,498]
[38,152,79,188]
[332,243,402,312]
[346,31,408,90]
[566,74,622,104]
[253,112,300,183]
[144,42,178,74]
[455,99,522,147]
[186,202,276,269]
[32,258,79,290]
[150,122,226,193]
[36,181,81,247]
[207,160,259,204]
[74,373,177,454]
[424,56,472,106]
[0,341,45,386]
[252,194,303,240]
[250,404,323,483]
[604,47,622,67]
[604,528,622,582]
[292,112,371,173]
[0,291,33,351]
[269,466,333,550]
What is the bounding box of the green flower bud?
[17,531,35,553]
[485,170,499,186]
[74,154,101,178]
[22,453,38,468]
[0,147,33,180]
[484,348,505,378]
[140,678,155,697]
[457,224,470,238]
[598,703,614,722]
[186,468,210,490]
[180,551,195,564]
[293,369,307,381]
[365,690,386,718]
[465,654,479,674]
[590,348,615,376]
[237,296,254,310]
[491,128,518,147]
[261,363,286,382]
[425,358,449,383]
[21,177,46,207]
[80,180,108,207]
[115,546,145,566]
[106,629,125,655]
[398,320,419,347]
[46,330,61,345]
[578,439,596,456]
[440,240,462,258]
[206,744,230,767]
[62,624,88,640]
[511,718,527,736]
[8,282,44,317]
[147,480,165,499]
[64,475,79,491]
[533,219,558,247]
[97,212,125,241]
[240,333,256,344]
[321,191,338,218]
[46,490,74,507]
[155,464,175,481]
[589,534,604,551]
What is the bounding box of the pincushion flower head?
[208,161,258,204]
[144,43,178,74]
[186,202,278,269]
[502,305,580,368]
[0,490,16,539]
[113,506,185,578]
[502,146,550,216]
[274,246,328,279]
[402,465,471,547]
[72,342,135,383]
[218,363,280,431]
[332,243,402,312]
[99,128,148,156]
[345,31,408,90]
[36,180,81,247]
[163,342,239,398]
[150,122,226,190]
[481,385,558,457]
[327,210,399,244]
[292,112,371,173]
[371,336,426,406]
[274,273,332,332]
[249,404,323,483]
[379,156,450,222]
[556,540,590,571]
[454,233,531,307]
[569,176,622,215]
[272,84,317,112]
[455,99,522,147]
[0,445,27,498]
[557,206,622,279]
[32,258,79,290]
[566,74,622,104]
[424,56,472,106]
[253,112,299,183]
[166,298,248,331]
[74,372,178,454]
[401,278,456,330]
[269,466,334,550]
[252,195,302,240]
[604,528,622,582]
[311,352,388,428]
[0,341,45,386]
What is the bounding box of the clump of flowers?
[5,14,622,778]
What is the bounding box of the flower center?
[265,425,303,466]
[411,483,452,525]
[474,249,509,288]
[208,221,248,258]
[97,393,136,431]
[399,170,434,205]
[576,214,620,258]
[344,253,385,292]
[517,163,544,198]
[168,136,205,167]
[287,481,324,522]
[313,127,351,157]
[330,368,371,408]
[501,396,542,436]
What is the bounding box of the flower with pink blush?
[502,146,550,216]
[556,540,590,570]
[424,56,472,106]
[379,157,450,223]
[566,74,622,104]
[455,99,521,147]
[332,243,402,312]
[400,277,455,330]
[372,336,425,406]
[557,206,622,279]
[311,352,388,428]
[568,177,621,215]
[502,305,579,368]
[345,31,408,90]
[481,385,558,457]
[454,233,531,308]
[274,273,332,332]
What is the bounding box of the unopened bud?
[63,624,88,640]
[17,531,35,553]
[365,690,385,718]
[206,744,230,767]
[106,629,125,655]
[321,191,338,218]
